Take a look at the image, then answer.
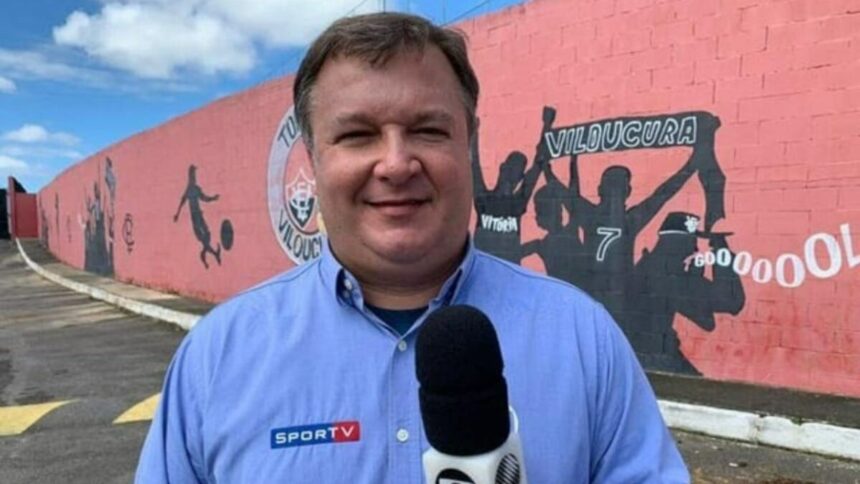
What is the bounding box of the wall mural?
[54,193,60,246]
[40,203,50,248]
[473,108,746,375]
[83,158,115,276]
[173,164,233,269]
[267,106,324,264]
[123,213,135,254]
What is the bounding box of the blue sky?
[0,0,523,192]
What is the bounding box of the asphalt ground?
[2,239,860,483]
[0,240,184,483]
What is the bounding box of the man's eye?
[414,127,449,139]
[336,131,373,143]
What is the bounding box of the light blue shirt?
[136,241,689,483]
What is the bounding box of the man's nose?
[373,129,421,184]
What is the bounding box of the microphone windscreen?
[416,305,510,456]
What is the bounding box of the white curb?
[15,238,199,331]
[14,239,860,462]
[659,400,860,461]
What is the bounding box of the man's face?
[308,46,473,276]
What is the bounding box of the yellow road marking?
[114,393,160,424]
[0,400,74,436]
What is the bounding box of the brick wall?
[38,0,860,396]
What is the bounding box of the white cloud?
[0,155,30,173]
[0,76,16,93]
[2,124,81,146]
[52,0,383,79]
[0,156,53,183]
[1,145,83,160]
[54,4,255,79]
[0,47,107,85]
[206,0,382,48]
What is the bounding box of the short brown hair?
[293,12,479,149]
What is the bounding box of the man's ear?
[316,212,327,235]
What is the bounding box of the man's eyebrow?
[332,113,375,127]
[413,110,455,125]
[331,109,456,127]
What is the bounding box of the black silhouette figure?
[84,180,114,276]
[521,160,590,289]
[174,165,222,269]
[40,204,50,247]
[559,117,723,313]
[622,212,745,374]
[55,193,60,243]
[472,108,555,263]
[105,157,117,245]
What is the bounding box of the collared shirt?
[136,241,689,483]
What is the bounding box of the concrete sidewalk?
[13,238,860,463]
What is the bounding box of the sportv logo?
[270,421,361,449]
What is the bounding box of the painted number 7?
[596,227,622,262]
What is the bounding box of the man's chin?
[374,244,431,265]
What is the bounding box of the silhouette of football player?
[622,212,745,375]
[174,165,221,269]
[472,108,555,263]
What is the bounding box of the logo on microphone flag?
[437,469,476,484]
[270,420,361,449]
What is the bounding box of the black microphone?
[416,305,527,484]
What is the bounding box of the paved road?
[0,241,184,483]
[1,240,859,483]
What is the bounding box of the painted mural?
[473,108,745,374]
[122,213,134,254]
[173,164,233,269]
[82,158,115,276]
[33,0,860,397]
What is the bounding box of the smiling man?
[136,12,688,483]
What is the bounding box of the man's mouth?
[366,198,430,215]
[369,199,428,207]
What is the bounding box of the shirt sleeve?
[135,333,207,484]
[589,305,690,483]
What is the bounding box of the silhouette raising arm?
[629,153,697,234]
[515,107,558,204]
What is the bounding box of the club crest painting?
[34,0,860,397]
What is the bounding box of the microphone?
[415,305,527,484]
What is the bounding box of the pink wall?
[14,195,37,238]
[38,0,860,397]
[8,177,38,238]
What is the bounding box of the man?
[136,12,688,483]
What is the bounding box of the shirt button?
[343,279,353,291]
[397,340,407,352]
[396,428,409,443]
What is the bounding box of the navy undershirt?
[366,304,427,336]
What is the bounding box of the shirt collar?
[317,237,477,309]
